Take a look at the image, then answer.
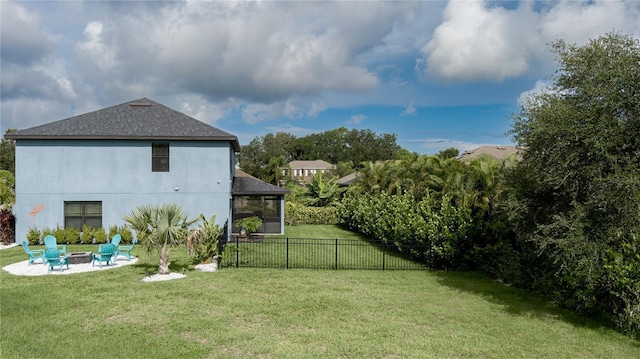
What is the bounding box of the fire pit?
[67,252,92,264]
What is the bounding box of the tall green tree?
[0,129,17,175]
[0,170,15,208]
[436,147,459,160]
[508,33,640,336]
[237,132,296,182]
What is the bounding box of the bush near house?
[285,202,338,225]
[0,209,15,244]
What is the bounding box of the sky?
[1,1,639,154]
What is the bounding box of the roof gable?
[6,98,240,151]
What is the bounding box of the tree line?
[236,127,408,184]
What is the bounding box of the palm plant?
[187,214,223,264]
[306,171,345,207]
[123,203,196,275]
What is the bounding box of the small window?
[64,201,102,229]
[152,143,169,172]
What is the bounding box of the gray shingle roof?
[6,98,240,151]
[233,169,290,195]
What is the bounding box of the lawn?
[225,225,425,269]
[1,225,638,358]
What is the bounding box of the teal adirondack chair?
[22,241,45,265]
[44,235,67,256]
[99,234,121,252]
[44,248,69,272]
[114,238,137,261]
[92,243,116,268]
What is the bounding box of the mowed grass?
[228,225,424,269]
[0,226,638,358]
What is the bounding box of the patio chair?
[22,241,45,266]
[92,243,116,268]
[44,235,67,256]
[99,234,121,252]
[114,238,137,261]
[44,248,69,272]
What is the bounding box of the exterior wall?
[12,139,233,243]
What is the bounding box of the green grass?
[1,226,639,358]
[227,225,424,269]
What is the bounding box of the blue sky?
[2,1,639,154]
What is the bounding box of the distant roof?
[233,169,290,196]
[337,172,360,186]
[6,98,240,151]
[457,146,525,162]
[288,160,335,170]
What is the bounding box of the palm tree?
[123,203,195,274]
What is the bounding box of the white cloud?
[400,102,416,116]
[422,0,540,82]
[265,125,318,137]
[347,114,366,125]
[421,0,640,82]
[517,80,551,107]
[0,1,53,65]
[75,21,118,70]
[177,95,241,126]
[69,1,419,105]
[241,98,328,124]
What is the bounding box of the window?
[152,143,169,172]
[64,201,102,229]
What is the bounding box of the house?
[457,145,525,162]
[281,160,335,185]
[6,98,287,243]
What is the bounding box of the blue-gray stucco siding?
[13,139,234,242]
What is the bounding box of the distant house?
[281,160,336,185]
[6,98,287,242]
[457,146,525,162]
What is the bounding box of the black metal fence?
[219,236,429,270]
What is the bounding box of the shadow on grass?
[430,270,624,336]
[132,258,193,276]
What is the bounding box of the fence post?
[235,234,239,268]
[335,238,338,270]
[286,237,289,269]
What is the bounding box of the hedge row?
[337,191,474,270]
[285,202,338,225]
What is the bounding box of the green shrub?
[285,202,338,225]
[108,225,118,241]
[234,216,262,234]
[26,227,40,245]
[65,227,80,244]
[188,214,223,264]
[40,227,53,244]
[93,227,107,244]
[52,225,66,244]
[0,209,15,244]
[118,225,133,244]
[81,225,93,244]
